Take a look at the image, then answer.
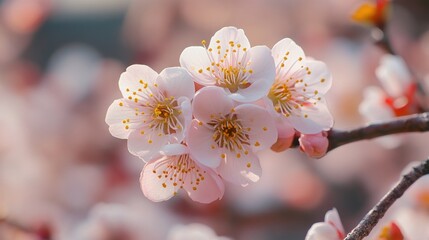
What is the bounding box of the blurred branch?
[327,112,429,151]
[345,157,429,240]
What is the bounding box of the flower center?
[153,154,206,192]
[268,81,294,116]
[153,103,172,119]
[218,66,251,93]
[147,96,182,135]
[208,114,250,151]
[199,39,253,93]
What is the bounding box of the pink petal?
[140,157,176,202]
[234,104,278,152]
[157,67,195,100]
[192,86,234,124]
[105,99,144,139]
[217,151,262,186]
[179,46,216,86]
[119,64,158,99]
[187,120,222,168]
[229,46,276,102]
[183,165,225,204]
[127,129,170,162]
[272,38,306,78]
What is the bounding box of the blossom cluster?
[106,26,333,203]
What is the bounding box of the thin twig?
[345,157,429,240]
[327,112,429,151]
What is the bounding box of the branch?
[327,112,429,151]
[345,157,429,240]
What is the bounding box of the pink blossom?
[265,38,333,135]
[299,132,329,158]
[305,208,345,240]
[187,86,277,186]
[359,54,417,122]
[141,144,224,203]
[105,65,194,161]
[180,26,276,102]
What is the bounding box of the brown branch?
[345,157,429,240]
[327,112,429,151]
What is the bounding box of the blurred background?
[1,0,429,239]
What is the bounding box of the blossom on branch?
[180,26,276,103]
[187,86,277,186]
[305,208,345,240]
[105,65,195,161]
[265,38,333,136]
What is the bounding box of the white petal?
[157,67,195,100]
[179,46,216,86]
[376,54,412,98]
[288,98,334,134]
[160,143,189,156]
[140,158,176,202]
[208,26,250,62]
[230,46,276,102]
[305,223,341,240]
[105,99,144,139]
[234,104,278,151]
[324,208,345,235]
[119,64,158,98]
[217,151,261,187]
[359,86,394,123]
[187,120,222,168]
[272,38,306,77]
[183,164,225,204]
[297,60,332,95]
[127,129,170,162]
[192,86,234,123]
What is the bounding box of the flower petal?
[288,98,334,134]
[192,86,235,123]
[179,46,216,86]
[187,119,222,168]
[234,104,278,152]
[119,64,158,99]
[230,46,276,102]
[272,38,306,77]
[359,86,394,123]
[325,208,345,235]
[127,129,170,161]
[305,223,340,240]
[298,60,332,95]
[157,67,195,100]
[105,99,144,139]
[208,26,250,62]
[183,165,225,204]
[217,151,261,186]
[140,157,176,202]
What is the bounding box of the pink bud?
[299,132,328,158]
